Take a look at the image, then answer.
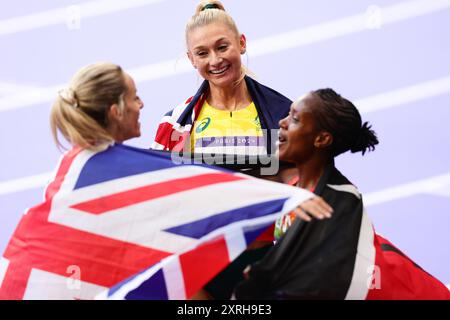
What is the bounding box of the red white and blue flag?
[0,144,312,300]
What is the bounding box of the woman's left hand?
[294,196,333,222]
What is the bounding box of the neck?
[106,123,123,143]
[296,155,331,190]
[208,79,251,111]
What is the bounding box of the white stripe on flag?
[54,157,222,205]
[345,209,376,300]
[163,256,186,300]
[23,268,107,300]
[102,265,161,300]
[101,254,184,300]
[160,116,191,129]
[100,196,309,300]
[150,141,165,150]
[0,257,10,288]
[49,159,311,252]
[225,230,248,261]
[327,184,361,199]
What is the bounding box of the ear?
[314,131,333,149]
[187,51,196,69]
[107,103,122,124]
[240,34,247,54]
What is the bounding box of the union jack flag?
[0,144,312,300]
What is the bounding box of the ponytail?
[312,88,379,157]
[350,122,379,155]
[50,62,126,151]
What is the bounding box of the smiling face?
[278,93,323,165]
[115,73,144,142]
[187,22,245,89]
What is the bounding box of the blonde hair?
[186,1,240,42]
[186,1,248,85]
[50,62,127,151]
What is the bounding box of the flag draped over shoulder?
[234,163,450,300]
[0,144,312,300]
[151,75,291,154]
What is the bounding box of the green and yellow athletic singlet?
[191,101,266,155]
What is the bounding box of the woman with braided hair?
[273,88,378,232]
[234,89,450,300]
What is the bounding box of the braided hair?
[312,88,379,157]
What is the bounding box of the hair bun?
[350,122,379,155]
[196,1,226,14]
[202,3,220,10]
[58,88,79,108]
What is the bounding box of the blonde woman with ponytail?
[151,1,295,300]
[152,0,292,157]
[51,62,144,150]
